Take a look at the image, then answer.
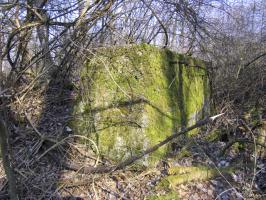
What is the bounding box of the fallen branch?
[63,113,224,174]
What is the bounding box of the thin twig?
[241,120,257,194]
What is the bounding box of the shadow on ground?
[0,70,84,199]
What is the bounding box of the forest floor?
[0,77,265,200]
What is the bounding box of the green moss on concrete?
[175,148,192,159]
[71,44,208,165]
[145,191,180,200]
[231,142,245,153]
[160,166,235,188]
[204,129,221,142]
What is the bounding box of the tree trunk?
[0,116,19,200]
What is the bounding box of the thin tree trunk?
[0,117,19,200]
[0,28,3,88]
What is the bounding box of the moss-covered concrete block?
[71,44,209,165]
